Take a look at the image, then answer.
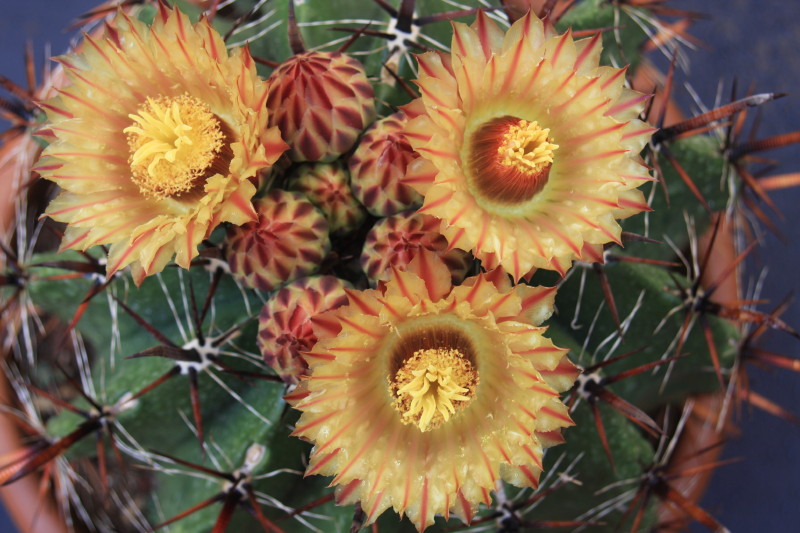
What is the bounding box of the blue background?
[1,1,798,531]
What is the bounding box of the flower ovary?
[469,116,558,206]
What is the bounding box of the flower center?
[469,115,558,205]
[124,94,229,199]
[391,347,479,432]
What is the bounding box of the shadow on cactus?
[1,1,800,532]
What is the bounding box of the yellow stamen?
[391,347,478,431]
[125,94,225,199]
[499,120,558,174]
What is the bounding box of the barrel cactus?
[1,1,798,532]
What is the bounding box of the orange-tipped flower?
[288,251,578,530]
[35,5,286,284]
[403,11,654,278]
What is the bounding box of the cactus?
[1,1,799,532]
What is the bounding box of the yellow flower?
[287,250,578,530]
[36,5,287,284]
[403,11,654,278]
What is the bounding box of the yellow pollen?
[124,94,224,199]
[499,120,558,175]
[391,347,478,432]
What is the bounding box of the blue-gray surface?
[0,1,798,532]
[669,1,800,531]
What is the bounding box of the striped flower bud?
[266,51,375,163]
[361,210,471,284]
[289,162,366,235]
[349,110,422,216]
[224,189,330,292]
[257,275,350,384]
